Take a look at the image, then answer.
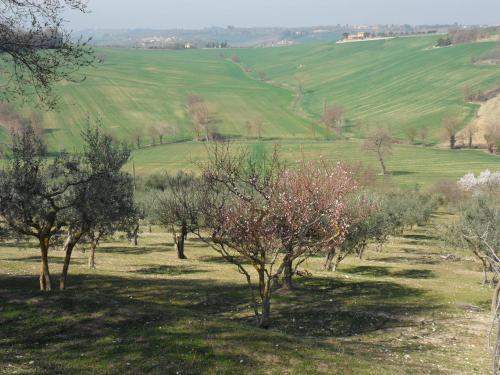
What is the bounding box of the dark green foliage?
[146,172,204,259]
[446,197,500,284]
[435,37,452,47]
[327,190,439,270]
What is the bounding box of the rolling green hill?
[32,35,499,149]
[2,35,498,185]
[235,36,500,138]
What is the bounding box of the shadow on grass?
[391,171,415,176]
[198,255,251,265]
[132,265,205,276]
[341,265,392,277]
[96,246,162,255]
[341,265,436,280]
[0,270,438,374]
[402,233,437,241]
[4,255,87,265]
[392,269,435,279]
[371,256,439,265]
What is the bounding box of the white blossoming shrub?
[458,170,500,196]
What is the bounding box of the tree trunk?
[259,296,271,329]
[88,241,97,268]
[450,135,456,149]
[282,256,294,290]
[60,233,81,290]
[257,270,271,329]
[324,248,336,271]
[357,243,367,260]
[132,224,139,246]
[481,257,490,286]
[39,236,52,291]
[468,134,473,149]
[176,234,187,259]
[493,319,500,375]
[332,255,342,272]
[378,153,388,175]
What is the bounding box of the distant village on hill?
[77,24,494,49]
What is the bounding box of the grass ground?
[0,212,494,374]
[127,140,500,188]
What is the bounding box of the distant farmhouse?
[347,32,371,41]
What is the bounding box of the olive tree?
[0,126,88,290]
[152,172,204,259]
[60,125,135,286]
[446,197,499,373]
[324,190,439,271]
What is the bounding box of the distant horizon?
[65,0,500,30]
[72,23,499,32]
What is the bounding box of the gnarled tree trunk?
[282,256,294,290]
[132,224,139,246]
[175,220,188,259]
[324,247,336,271]
[257,269,272,329]
[39,236,52,291]
[88,232,102,269]
[60,232,83,290]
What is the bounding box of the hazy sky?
[66,0,500,30]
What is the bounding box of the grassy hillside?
[29,35,499,150]
[40,47,311,150]
[236,36,500,139]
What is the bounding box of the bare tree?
[405,127,417,144]
[363,128,393,175]
[464,124,478,148]
[244,118,264,139]
[484,122,500,154]
[321,101,345,135]
[186,95,212,141]
[0,0,94,108]
[442,116,462,149]
[419,127,429,145]
[156,122,177,144]
[148,126,159,145]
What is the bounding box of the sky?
[66,0,500,30]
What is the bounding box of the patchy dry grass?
[0,212,493,374]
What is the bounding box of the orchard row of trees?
[132,143,439,328]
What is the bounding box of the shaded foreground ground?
[0,213,493,374]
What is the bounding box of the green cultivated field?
[128,140,500,187]
[236,37,500,138]
[3,36,499,184]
